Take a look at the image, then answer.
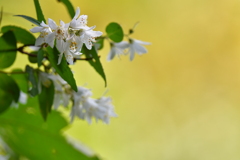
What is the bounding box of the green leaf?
[0,74,20,102]
[28,52,38,63]
[0,31,17,69]
[106,22,124,42]
[1,25,36,45]
[46,47,77,92]
[38,80,54,121]
[0,88,13,114]
[11,69,28,93]
[14,15,41,26]
[38,48,45,67]
[82,45,107,86]
[0,97,100,160]
[25,65,39,96]
[57,0,75,18]
[33,0,46,23]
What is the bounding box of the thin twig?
[0,70,26,74]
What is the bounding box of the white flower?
[69,8,88,30]
[107,41,129,61]
[128,39,150,61]
[38,72,70,109]
[38,72,51,93]
[95,97,117,124]
[72,87,92,108]
[53,92,71,109]
[30,21,52,46]
[78,26,102,50]
[69,7,102,50]
[58,37,83,65]
[70,86,117,124]
[70,87,93,122]
[46,19,69,53]
[48,74,71,109]
[83,98,101,124]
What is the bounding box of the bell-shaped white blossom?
[107,41,129,61]
[128,39,151,61]
[95,97,117,124]
[30,21,52,46]
[38,72,71,109]
[70,86,117,124]
[48,74,71,109]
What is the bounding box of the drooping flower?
[47,74,71,109]
[70,87,92,122]
[128,39,151,61]
[95,97,117,124]
[107,41,129,61]
[38,72,71,109]
[70,86,117,124]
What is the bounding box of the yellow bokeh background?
[2,0,240,159]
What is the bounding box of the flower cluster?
[107,39,151,61]
[70,87,117,124]
[38,72,117,124]
[30,7,102,65]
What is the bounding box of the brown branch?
[74,56,101,61]
[0,70,26,74]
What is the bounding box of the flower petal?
[48,18,58,30]
[46,32,56,48]
[107,48,116,61]
[73,7,80,20]
[129,46,135,61]
[30,26,43,33]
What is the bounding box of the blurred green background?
[2,0,240,159]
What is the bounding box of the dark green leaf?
[95,37,104,50]
[11,69,28,93]
[33,0,46,23]
[25,65,38,96]
[106,22,124,42]
[46,47,77,92]
[14,15,41,26]
[1,25,36,45]
[0,97,100,160]
[38,48,45,67]
[28,52,38,63]
[82,45,107,86]
[0,88,13,114]
[0,31,17,69]
[57,0,75,18]
[0,73,20,102]
[38,80,54,121]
